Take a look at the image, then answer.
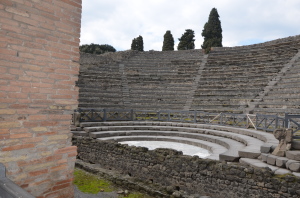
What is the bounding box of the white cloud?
[80,0,300,51]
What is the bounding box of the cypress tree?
[131,38,137,50]
[136,35,144,51]
[177,29,195,50]
[162,30,174,51]
[201,8,223,53]
[131,36,144,51]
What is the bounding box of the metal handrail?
[74,108,299,133]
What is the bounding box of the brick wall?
[0,0,82,197]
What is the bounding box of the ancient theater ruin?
[73,35,300,198]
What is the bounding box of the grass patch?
[74,168,154,198]
[73,168,116,194]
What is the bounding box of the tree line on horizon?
[80,8,222,54]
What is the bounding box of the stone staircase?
[190,39,299,113]
[252,50,300,115]
[119,64,131,106]
[183,54,208,110]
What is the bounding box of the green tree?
[177,29,195,50]
[162,30,174,51]
[201,8,223,53]
[131,38,137,50]
[79,44,116,54]
[131,35,144,51]
[136,35,144,51]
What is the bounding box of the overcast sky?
[80,0,300,51]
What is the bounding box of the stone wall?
[73,137,300,198]
[0,0,82,197]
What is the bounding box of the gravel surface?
[74,185,119,198]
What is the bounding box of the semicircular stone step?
[97,134,243,162]
[98,135,227,161]
[88,125,264,159]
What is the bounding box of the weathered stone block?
[286,151,300,161]
[266,154,277,165]
[286,160,299,169]
[274,168,291,175]
[276,157,288,168]
[260,144,272,153]
[261,153,268,162]
[288,162,300,172]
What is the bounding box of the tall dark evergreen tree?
[162,30,174,51]
[131,36,144,51]
[79,44,116,54]
[201,8,223,53]
[136,35,144,51]
[131,38,137,50]
[177,29,195,50]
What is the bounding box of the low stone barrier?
[73,136,300,198]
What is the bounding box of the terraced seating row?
[78,50,205,110]
[190,39,299,113]
[122,50,204,110]
[77,35,300,114]
[71,121,278,162]
[253,54,300,115]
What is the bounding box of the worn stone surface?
[288,162,300,172]
[260,144,273,153]
[275,157,288,168]
[286,151,300,161]
[272,129,293,157]
[266,154,277,165]
[261,153,268,162]
[286,160,299,169]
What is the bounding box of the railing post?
[264,116,267,131]
[158,111,161,121]
[285,113,289,128]
[130,109,134,121]
[255,114,259,129]
[275,115,279,129]
[103,109,107,122]
[168,110,171,121]
[220,113,223,125]
[194,111,197,123]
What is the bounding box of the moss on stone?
[73,168,116,194]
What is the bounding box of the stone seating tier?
[71,120,300,175]
[78,35,300,114]
[72,121,278,161]
[252,108,300,116]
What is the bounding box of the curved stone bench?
[87,126,264,159]
[76,121,279,161]
[92,130,245,162]
[81,121,278,145]
[98,135,227,161]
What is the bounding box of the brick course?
[0,0,82,197]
